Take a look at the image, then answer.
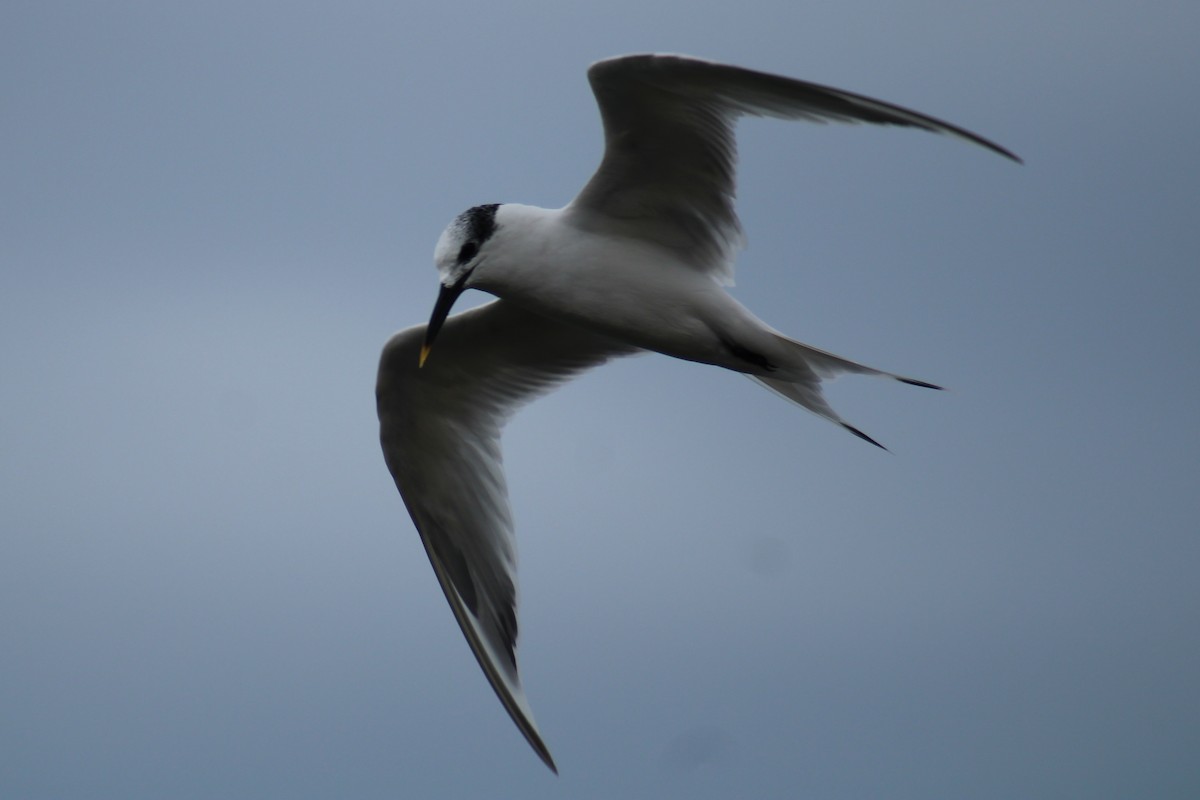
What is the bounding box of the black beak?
[419,281,465,367]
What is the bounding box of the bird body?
[378,53,1018,772]
[467,203,768,373]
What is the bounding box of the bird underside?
[380,50,1016,772]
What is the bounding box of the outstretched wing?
[376,299,636,772]
[568,53,1020,284]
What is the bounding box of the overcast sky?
[2,2,1198,798]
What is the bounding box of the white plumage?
[377,53,1017,772]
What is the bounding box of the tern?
[377,53,1018,772]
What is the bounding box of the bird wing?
[568,53,1020,285]
[376,299,637,772]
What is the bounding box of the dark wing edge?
[376,299,637,772]
[589,54,1022,163]
[568,54,1018,286]
[415,507,559,773]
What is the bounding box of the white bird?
[376,54,1018,772]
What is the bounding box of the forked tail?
[748,335,941,451]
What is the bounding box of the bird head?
[422,203,501,367]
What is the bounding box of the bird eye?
[457,241,479,263]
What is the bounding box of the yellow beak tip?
[418,344,431,368]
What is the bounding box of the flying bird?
[376,53,1018,772]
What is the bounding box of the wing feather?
[376,299,636,771]
[569,54,1019,284]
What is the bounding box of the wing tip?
[897,376,944,391]
[418,543,559,772]
[534,739,559,774]
[973,135,1023,164]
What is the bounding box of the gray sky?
[2,1,1197,797]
